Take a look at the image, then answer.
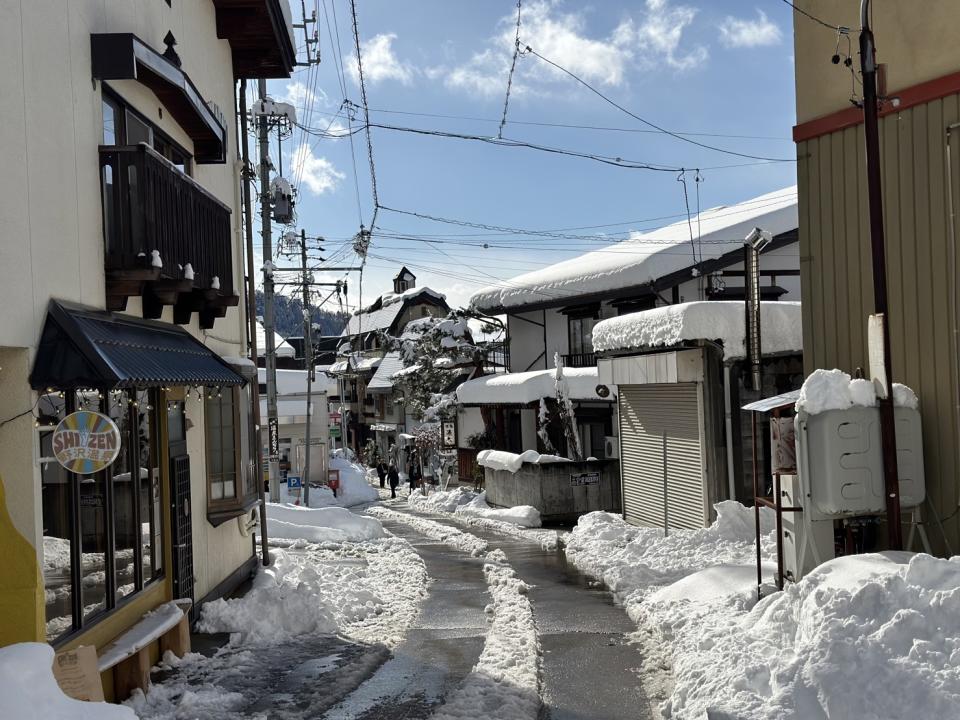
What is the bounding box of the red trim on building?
[793,69,960,142]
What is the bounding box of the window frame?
[40,387,165,646]
[101,86,193,175]
[204,387,257,523]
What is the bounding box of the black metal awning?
[91,33,227,163]
[29,300,245,391]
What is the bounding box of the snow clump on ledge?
[795,368,920,415]
[592,301,802,360]
[477,449,571,473]
[0,643,136,719]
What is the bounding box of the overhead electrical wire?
[498,0,523,139]
[777,0,839,31]
[349,0,380,227]
[521,44,797,163]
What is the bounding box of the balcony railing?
[561,352,597,368]
[100,144,236,327]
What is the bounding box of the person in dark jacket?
[375,461,387,488]
[408,452,422,496]
[387,463,400,499]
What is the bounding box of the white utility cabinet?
[795,406,925,519]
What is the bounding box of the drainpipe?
[239,78,270,565]
[946,122,960,498]
[723,364,738,502]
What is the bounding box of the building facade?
[0,0,294,699]
[792,1,960,552]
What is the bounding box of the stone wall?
[484,460,621,524]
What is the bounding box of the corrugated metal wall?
[797,94,960,552]
[619,384,707,530]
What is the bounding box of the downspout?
[946,123,960,498]
[724,363,737,502]
[238,78,270,565]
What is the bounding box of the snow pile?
[470,186,797,312]
[592,301,803,360]
[477,449,571,473]
[655,552,960,719]
[455,493,542,528]
[266,504,386,544]
[565,501,775,615]
[0,643,136,720]
[197,540,418,645]
[434,550,540,720]
[408,487,477,513]
[282,455,379,509]
[368,507,489,556]
[457,366,615,405]
[796,368,920,415]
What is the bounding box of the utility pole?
[860,0,902,550]
[258,77,281,503]
[301,229,314,506]
[239,78,270,564]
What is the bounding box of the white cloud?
[290,144,345,195]
[438,0,706,98]
[278,82,329,110]
[718,9,783,48]
[347,33,415,86]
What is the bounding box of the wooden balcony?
[561,352,597,368]
[100,145,238,329]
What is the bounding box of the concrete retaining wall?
[484,460,621,524]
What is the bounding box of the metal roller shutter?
[619,383,707,530]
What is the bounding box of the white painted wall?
[456,406,485,449]
[0,0,252,597]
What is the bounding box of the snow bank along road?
[370,505,657,720]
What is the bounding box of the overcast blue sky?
[259,0,801,317]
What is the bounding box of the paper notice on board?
[868,313,888,398]
[52,645,104,702]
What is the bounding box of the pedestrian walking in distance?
[388,464,400,499]
[376,460,387,489]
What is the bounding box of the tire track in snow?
[369,507,542,720]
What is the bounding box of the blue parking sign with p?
[287,474,302,489]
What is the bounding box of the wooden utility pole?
[258,78,281,503]
[301,229,314,506]
[860,0,902,549]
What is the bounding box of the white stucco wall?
[0,0,252,596]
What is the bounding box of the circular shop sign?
[52,410,122,474]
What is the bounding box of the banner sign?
[442,421,456,449]
[52,411,121,474]
[268,417,280,458]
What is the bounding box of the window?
[568,315,597,355]
[205,390,238,504]
[40,388,164,644]
[101,88,192,175]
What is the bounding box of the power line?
[778,0,839,31]
[522,44,796,163]
[349,0,380,226]
[498,0,523,139]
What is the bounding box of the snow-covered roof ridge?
[592,301,802,360]
[256,319,296,358]
[342,286,448,337]
[469,186,798,312]
[457,366,615,405]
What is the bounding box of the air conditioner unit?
[604,436,619,459]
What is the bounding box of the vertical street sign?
[268,417,279,459]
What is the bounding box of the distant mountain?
[255,290,350,338]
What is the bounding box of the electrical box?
[781,474,835,584]
[796,406,925,519]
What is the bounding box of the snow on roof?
[593,301,802,361]
[258,367,337,397]
[456,366,615,405]
[367,352,405,392]
[256,320,295,358]
[469,186,798,312]
[342,286,447,336]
